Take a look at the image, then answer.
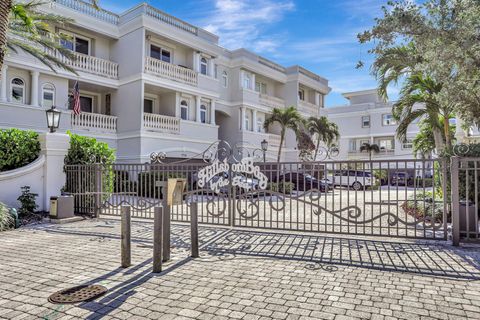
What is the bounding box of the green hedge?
[0,129,40,172]
[0,202,14,231]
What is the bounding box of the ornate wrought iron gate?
[64,142,449,240]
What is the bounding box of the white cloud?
[201,0,295,51]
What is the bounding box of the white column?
[0,65,8,102]
[196,96,201,122]
[193,52,200,72]
[210,100,216,125]
[39,133,70,211]
[251,73,256,91]
[315,92,320,106]
[252,109,258,132]
[175,92,180,118]
[240,106,246,130]
[209,59,215,78]
[30,71,40,107]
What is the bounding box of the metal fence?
[451,157,480,244]
[65,158,449,240]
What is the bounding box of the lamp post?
[45,106,61,133]
[261,139,268,163]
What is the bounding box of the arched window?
[222,71,228,88]
[180,100,188,120]
[200,104,207,123]
[42,83,55,108]
[11,78,25,103]
[200,58,208,75]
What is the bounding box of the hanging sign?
[197,158,268,194]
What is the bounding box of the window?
[244,115,250,131]
[255,81,267,94]
[180,100,188,120]
[144,99,153,113]
[60,33,90,55]
[243,73,251,89]
[68,94,93,112]
[150,44,171,63]
[349,140,356,152]
[361,116,370,128]
[42,83,55,108]
[402,139,413,149]
[378,139,394,150]
[256,117,263,133]
[200,105,207,123]
[200,58,208,75]
[298,89,305,101]
[222,71,228,88]
[382,114,397,126]
[214,65,218,79]
[11,78,25,103]
[359,140,369,148]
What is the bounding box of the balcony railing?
[145,57,198,86]
[349,149,395,157]
[259,94,285,109]
[46,49,119,79]
[143,113,180,134]
[298,100,319,116]
[71,113,117,133]
[53,0,119,24]
[268,134,283,146]
[145,5,198,35]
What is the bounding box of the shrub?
[0,202,14,231]
[17,186,38,217]
[0,128,40,172]
[268,182,294,194]
[63,133,116,215]
[401,191,444,222]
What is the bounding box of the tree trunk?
[432,128,445,153]
[314,138,320,161]
[277,129,285,163]
[443,118,452,149]
[0,0,12,80]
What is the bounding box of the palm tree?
[393,73,455,151]
[306,116,340,160]
[360,142,380,161]
[264,106,303,162]
[0,1,99,78]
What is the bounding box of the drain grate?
[48,285,108,304]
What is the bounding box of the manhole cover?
[48,285,108,304]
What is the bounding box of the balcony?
[53,0,119,24]
[298,100,319,116]
[71,113,117,133]
[143,113,180,134]
[145,57,198,86]
[46,49,119,79]
[259,94,285,109]
[268,133,284,146]
[348,149,395,157]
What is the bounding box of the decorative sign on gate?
[197,157,268,193]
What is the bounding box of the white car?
[329,170,376,190]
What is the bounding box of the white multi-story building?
[322,89,420,160]
[0,0,330,163]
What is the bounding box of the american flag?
[72,81,81,115]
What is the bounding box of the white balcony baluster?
[71,113,117,133]
[143,113,180,134]
[145,57,198,86]
[259,94,285,109]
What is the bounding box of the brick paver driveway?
[1,219,480,320]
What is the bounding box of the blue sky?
[101,0,390,106]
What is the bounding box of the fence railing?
[71,113,117,133]
[65,158,449,240]
[143,113,180,134]
[145,57,198,86]
[53,0,119,24]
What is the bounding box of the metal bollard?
[121,206,131,268]
[190,202,199,258]
[163,203,171,262]
[153,206,164,273]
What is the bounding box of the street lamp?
[261,139,268,162]
[45,106,61,133]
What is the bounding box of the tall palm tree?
[0,1,99,78]
[306,116,340,160]
[360,142,380,161]
[264,106,303,162]
[393,73,455,151]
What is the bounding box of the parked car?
[329,170,375,191]
[275,173,329,192]
[391,172,411,186]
